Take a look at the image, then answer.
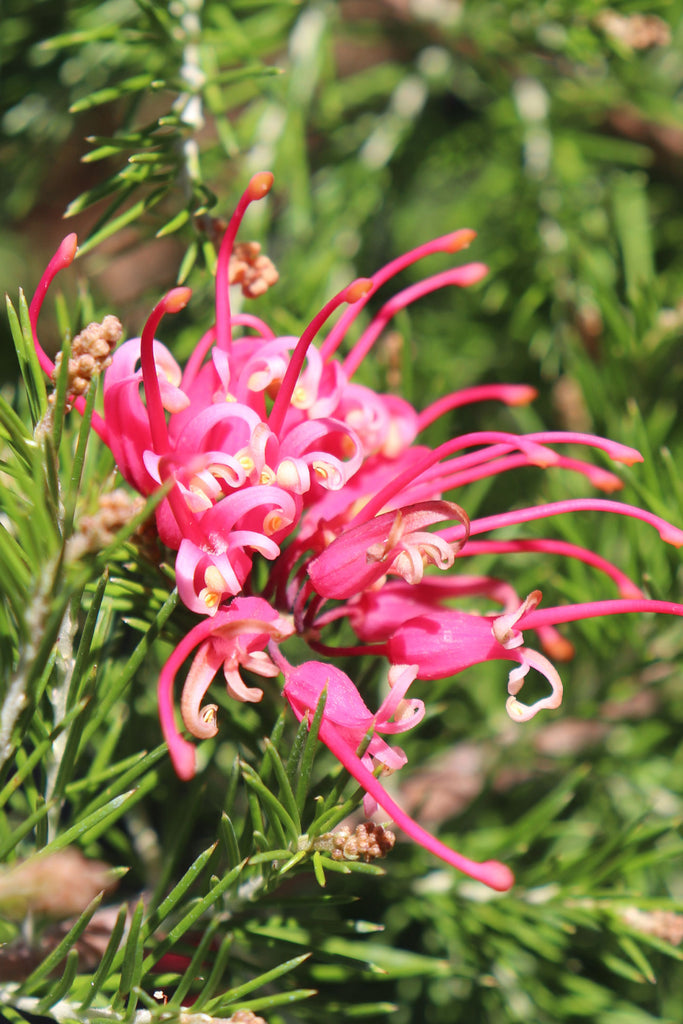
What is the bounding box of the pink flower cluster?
[31,173,683,892]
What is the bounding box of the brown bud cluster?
[68,488,159,561]
[52,315,123,403]
[228,1012,268,1024]
[596,10,671,50]
[229,241,279,298]
[314,821,396,862]
[620,907,683,946]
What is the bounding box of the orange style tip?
[164,286,192,313]
[445,228,477,253]
[619,583,645,600]
[614,446,644,465]
[594,472,623,493]
[544,637,575,662]
[345,278,373,303]
[482,861,515,892]
[59,233,79,265]
[532,451,560,468]
[509,385,537,406]
[660,525,683,548]
[247,171,274,201]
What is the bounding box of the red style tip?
[345,278,373,304]
[445,228,477,253]
[164,287,192,314]
[247,172,275,201]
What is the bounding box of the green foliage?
[2,1,683,1022]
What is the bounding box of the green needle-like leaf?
[17,892,104,996]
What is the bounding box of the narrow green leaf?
[220,990,318,1014]
[156,208,191,237]
[503,764,590,851]
[17,892,104,995]
[116,898,145,1004]
[76,746,165,824]
[70,75,159,113]
[0,387,36,467]
[65,170,146,218]
[40,788,140,853]
[247,849,302,865]
[141,859,248,974]
[212,63,283,86]
[143,843,218,940]
[219,811,241,868]
[187,930,234,1012]
[264,738,301,833]
[65,749,152,796]
[79,589,178,748]
[7,291,48,425]
[206,953,311,1011]
[177,241,199,284]
[165,918,221,1010]
[296,686,327,813]
[0,798,58,860]
[312,790,366,836]
[286,713,309,781]
[63,376,99,534]
[612,171,654,300]
[318,857,386,877]
[50,334,71,453]
[242,761,299,845]
[0,519,31,597]
[67,570,109,710]
[34,948,79,1012]
[39,24,126,51]
[602,952,647,984]
[133,0,177,37]
[616,934,656,984]
[0,700,86,810]
[313,850,327,887]
[79,903,128,1009]
[76,189,166,256]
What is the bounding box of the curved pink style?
[280,655,514,891]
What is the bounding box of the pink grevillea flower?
[157,597,294,780]
[278,654,514,891]
[29,174,683,889]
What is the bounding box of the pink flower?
[385,591,565,723]
[29,174,683,888]
[157,597,294,780]
[278,654,514,891]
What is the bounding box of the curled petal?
[176,540,245,615]
[309,500,469,600]
[492,590,543,649]
[159,599,294,779]
[224,667,263,703]
[180,642,221,738]
[505,648,564,722]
